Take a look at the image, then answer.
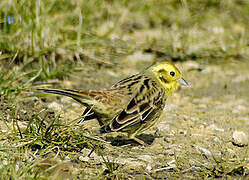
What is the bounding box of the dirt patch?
[25,60,249,179]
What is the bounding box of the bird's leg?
[132,137,146,145]
[129,134,146,145]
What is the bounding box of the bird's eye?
[170,71,175,77]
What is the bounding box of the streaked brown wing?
[109,98,154,131]
[100,77,166,133]
[112,73,143,95]
[79,89,125,106]
[78,88,130,126]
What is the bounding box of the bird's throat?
[163,81,179,95]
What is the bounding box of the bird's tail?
[36,88,89,105]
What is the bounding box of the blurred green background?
[1,0,248,91]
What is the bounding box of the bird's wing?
[100,77,166,133]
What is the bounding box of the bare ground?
[18,59,248,179]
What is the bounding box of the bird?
[37,61,188,145]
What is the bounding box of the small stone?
[3,159,8,165]
[164,104,178,111]
[193,97,211,104]
[234,105,247,111]
[6,114,10,121]
[183,61,201,71]
[138,155,153,162]
[179,129,187,135]
[15,164,20,171]
[201,66,212,73]
[20,109,27,115]
[147,138,165,153]
[119,158,144,167]
[167,113,178,119]
[127,51,154,62]
[216,104,228,109]
[146,164,152,171]
[79,156,90,162]
[61,80,73,89]
[238,117,249,121]
[48,102,63,112]
[213,137,221,144]
[232,109,240,114]
[65,156,70,160]
[167,144,175,149]
[167,160,175,165]
[235,99,248,105]
[232,131,248,147]
[107,70,118,77]
[206,124,224,132]
[156,122,170,136]
[232,74,249,83]
[227,148,235,154]
[154,160,176,172]
[194,146,212,157]
[166,149,175,156]
[198,104,207,109]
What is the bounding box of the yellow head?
[146,61,188,94]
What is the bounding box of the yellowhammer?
[37,61,188,145]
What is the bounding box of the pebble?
[227,148,235,154]
[79,156,90,162]
[232,109,240,114]
[206,124,224,132]
[125,51,154,65]
[167,160,175,165]
[48,102,63,112]
[234,105,247,111]
[232,131,248,146]
[201,66,212,73]
[61,80,73,89]
[213,137,221,144]
[194,146,212,157]
[193,97,211,104]
[3,159,8,165]
[167,114,178,120]
[15,164,19,171]
[148,138,165,152]
[238,117,249,121]
[138,155,153,162]
[119,158,144,167]
[154,160,176,172]
[198,104,207,109]
[156,122,170,136]
[179,130,187,135]
[215,104,228,109]
[65,156,70,160]
[182,61,200,71]
[232,74,249,83]
[107,70,119,77]
[164,104,178,111]
[146,164,152,171]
